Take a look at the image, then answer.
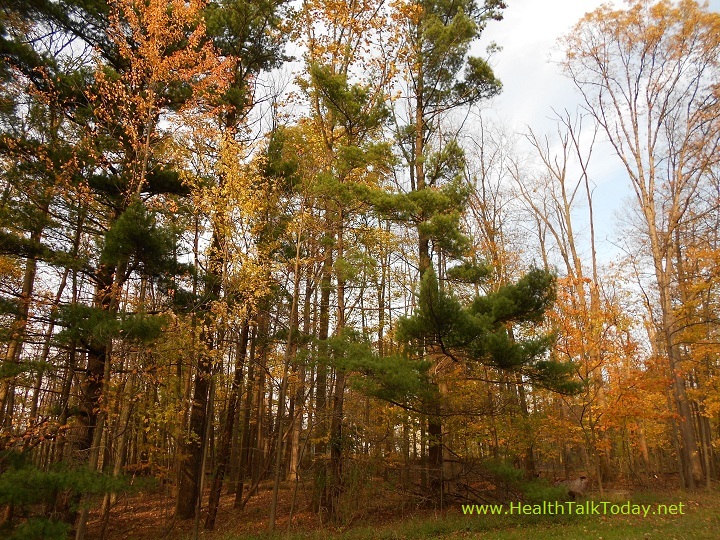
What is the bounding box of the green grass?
[220,490,720,540]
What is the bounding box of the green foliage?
[396,269,465,348]
[334,247,378,284]
[470,268,556,325]
[0,230,51,261]
[446,261,492,284]
[347,353,433,404]
[481,460,569,504]
[0,463,125,506]
[418,211,469,258]
[0,2,55,83]
[483,458,524,483]
[0,450,131,539]
[263,126,301,188]
[453,55,502,104]
[313,329,431,404]
[397,266,575,392]
[520,478,568,503]
[144,166,190,196]
[56,303,167,347]
[308,63,389,136]
[425,139,466,186]
[0,359,51,379]
[416,0,505,111]
[205,0,288,118]
[336,141,393,178]
[525,358,582,395]
[4,518,69,540]
[54,303,116,347]
[86,173,128,199]
[364,175,472,260]
[0,294,20,317]
[100,201,175,275]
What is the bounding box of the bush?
[520,478,568,503]
[5,518,70,540]
[0,450,131,539]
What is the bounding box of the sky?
[474,0,720,264]
[478,0,616,133]
[476,0,625,263]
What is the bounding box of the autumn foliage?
[1,0,719,538]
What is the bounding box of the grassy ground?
[217,490,720,540]
[87,480,719,539]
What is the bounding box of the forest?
[1,0,719,538]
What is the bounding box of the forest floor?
[85,479,720,540]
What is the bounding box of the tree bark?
[205,322,249,529]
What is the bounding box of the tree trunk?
[177,223,223,518]
[234,324,257,508]
[312,248,332,517]
[205,322,249,529]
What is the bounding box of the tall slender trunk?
[269,260,301,530]
[0,205,49,434]
[312,247,332,517]
[177,219,224,518]
[328,370,346,520]
[251,317,269,493]
[289,277,312,482]
[75,313,115,540]
[99,375,134,540]
[327,216,346,522]
[413,53,443,506]
[176,345,211,518]
[234,324,257,508]
[205,322,250,529]
[657,269,703,487]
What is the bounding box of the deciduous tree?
[561,0,720,487]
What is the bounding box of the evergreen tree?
[384,0,572,504]
[2,0,217,535]
[393,0,504,270]
[395,265,576,501]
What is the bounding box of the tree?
[0,0,211,533]
[175,0,288,524]
[561,0,720,487]
[386,0,504,503]
[290,0,395,522]
[509,110,618,484]
[392,0,503,274]
[394,265,576,500]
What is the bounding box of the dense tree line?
[0,0,719,538]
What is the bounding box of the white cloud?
[477,0,619,132]
[473,0,720,263]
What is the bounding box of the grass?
[218,489,720,540]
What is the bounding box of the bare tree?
[561,0,720,487]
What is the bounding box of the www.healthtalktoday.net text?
[462,501,685,518]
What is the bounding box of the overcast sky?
[476,0,625,263]
[474,0,720,263]
[477,0,617,132]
